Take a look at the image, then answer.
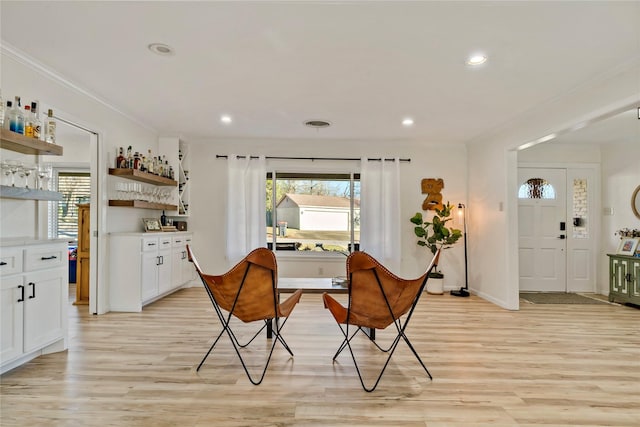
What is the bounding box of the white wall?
[468,61,640,309]
[1,52,162,234]
[601,142,640,291]
[518,142,601,164]
[1,50,162,313]
[188,139,468,285]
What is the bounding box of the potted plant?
[410,201,462,294]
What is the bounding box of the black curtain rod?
[216,155,410,162]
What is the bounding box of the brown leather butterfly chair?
[186,245,302,385]
[323,249,441,392]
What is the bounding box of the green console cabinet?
[608,254,640,305]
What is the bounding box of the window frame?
[48,168,91,242]
[267,169,360,258]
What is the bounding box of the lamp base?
[450,287,470,297]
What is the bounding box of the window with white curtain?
[267,172,360,253]
[48,170,90,241]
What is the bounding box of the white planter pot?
[426,277,444,295]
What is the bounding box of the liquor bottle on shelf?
[9,96,25,134]
[147,149,154,174]
[116,147,125,168]
[44,108,56,143]
[133,152,141,170]
[4,101,12,130]
[24,105,34,137]
[126,146,132,168]
[31,102,42,139]
[0,89,4,128]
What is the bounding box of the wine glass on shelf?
[22,164,36,189]
[1,160,13,186]
[37,163,52,190]
[9,160,24,187]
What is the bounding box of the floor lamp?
[451,203,470,297]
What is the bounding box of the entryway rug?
[520,292,610,305]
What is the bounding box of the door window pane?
[572,178,588,239]
[518,178,556,199]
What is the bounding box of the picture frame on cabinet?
[142,218,162,232]
[617,237,639,256]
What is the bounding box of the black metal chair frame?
[195,261,295,385]
[331,253,439,392]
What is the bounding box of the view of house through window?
[51,171,91,240]
[267,172,360,253]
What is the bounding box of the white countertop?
[109,231,192,237]
[0,237,69,247]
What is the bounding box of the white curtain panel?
[359,157,401,273]
[226,155,266,264]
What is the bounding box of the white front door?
[518,168,567,292]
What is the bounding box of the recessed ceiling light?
[221,115,232,124]
[304,120,331,128]
[148,43,175,56]
[402,118,414,126]
[466,54,487,66]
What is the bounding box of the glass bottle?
[147,150,153,174]
[4,100,12,129]
[31,102,42,139]
[126,146,132,168]
[10,96,25,134]
[24,105,34,137]
[133,152,141,170]
[116,147,125,168]
[0,89,4,128]
[44,109,56,143]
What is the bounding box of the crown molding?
[1,40,157,134]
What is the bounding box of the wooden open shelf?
[108,200,178,210]
[0,185,63,201]
[108,168,177,186]
[0,129,63,156]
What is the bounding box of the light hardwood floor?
[1,287,639,426]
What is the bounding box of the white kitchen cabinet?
[109,232,193,312]
[1,240,68,374]
[171,234,196,290]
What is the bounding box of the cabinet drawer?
[141,236,159,252]
[24,245,66,272]
[159,237,172,250]
[172,236,185,248]
[0,247,23,276]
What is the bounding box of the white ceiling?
[1,1,639,144]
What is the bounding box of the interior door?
[518,168,567,292]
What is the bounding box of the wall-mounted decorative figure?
[421,178,444,211]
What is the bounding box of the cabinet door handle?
[148,242,157,246]
[28,282,36,299]
[18,284,25,302]
[0,261,7,266]
[626,273,634,282]
[156,256,161,266]
[160,255,164,265]
[41,255,57,260]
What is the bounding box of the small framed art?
[142,218,162,232]
[616,237,639,256]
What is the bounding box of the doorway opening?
[518,166,598,293]
[40,116,100,315]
